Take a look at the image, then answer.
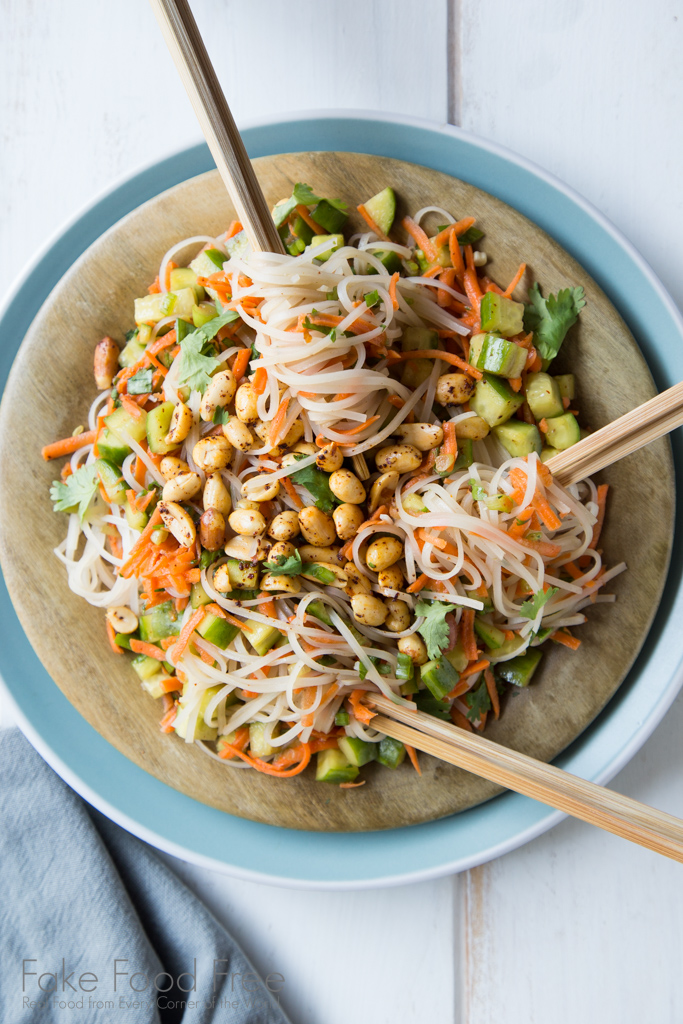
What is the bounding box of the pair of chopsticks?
[150,0,683,862]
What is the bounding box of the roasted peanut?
[162,471,202,503]
[254,537,273,561]
[435,373,475,406]
[242,474,280,502]
[160,456,190,481]
[329,469,366,504]
[344,562,372,597]
[192,435,232,473]
[268,510,300,541]
[398,633,429,665]
[298,544,342,564]
[158,501,196,547]
[333,503,364,541]
[261,573,301,595]
[368,471,399,514]
[105,606,138,634]
[223,535,261,560]
[228,507,266,536]
[316,443,344,472]
[94,336,119,390]
[394,422,444,451]
[293,442,318,456]
[212,564,232,592]
[199,509,226,551]
[235,498,261,511]
[378,564,404,590]
[299,506,337,547]
[199,369,236,421]
[203,472,231,515]
[268,540,296,562]
[374,444,422,474]
[350,593,388,626]
[253,417,304,456]
[166,401,193,444]
[365,535,404,571]
[384,599,411,632]
[234,382,259,423]
[222,417,253,453]
[454,414,490,440]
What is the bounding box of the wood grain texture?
[0,151,673,831]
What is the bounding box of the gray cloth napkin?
[0,728,292,1024]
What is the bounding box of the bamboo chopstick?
[148,0,285,254]
[371,696,683,862]
[546,380,683,486]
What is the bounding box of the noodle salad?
[43,182,623,786]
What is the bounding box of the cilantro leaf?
[523,283,586,365]
[175,309,239,392]
[303,316,336,342]
[212,407,231,425]
[127,367,153,395]
[518,587,558,620]
[414,691,451,721]
[414,599,456,660]
[272,184,347,227]
[455,226,484,247]
[50,464,98,522]
[470,479,487,501]
[263,550,303,576]
[290,458,339,514]
[464,680,491,723]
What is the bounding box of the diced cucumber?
[124,500,148,531]
[203,248,227,269]
[224,559,260,590]
[132,653,164,681]
[95,459,127,504]
[292,215,314,246]
[485,493,514,512]
[96,429,130,465]
[189,248,223,287]
[473,618,506,650]
[490,635,526,660]
[401,359,433,389]
[139,601,180,643]
[364,186,396,236]
[495,649,543,687]
[402,492,429,515]
[479,292,525,337]
[134,287,196,325]
[244,619,281,657]
[396,652,415,681]
[377,736,406,769]
[470,374,524,427]
[493,420,542,458]
[146,401,177,455]
[444,639,469,674]
[105,405,148,444]
[540,446,561,463]
[338,736,378,767]
[554,373,575,400]
[141,676,167,700]
[175,684,222,741]
[192,302,218,328]
[401,326,439,351]
[191,582,212,608]
[375,250,403,275]
[544,412,580,451]
[169,267,203,303]
[309,233,344,261]
[249,722,277,758]
[469,334,527,378]
[311,199,347,234]
[315,748,359,783]
[307,600,333,627]
[118,336,146,369]
[196,612,240,650]
[421,656,459,700]
[525,372,564,420]
[225,230,250,259]
[114,632,136,650]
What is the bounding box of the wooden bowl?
[0,152,673,831]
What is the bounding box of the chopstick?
[370,696,683,862]
[546,380,683,486]
[148,0,285,254]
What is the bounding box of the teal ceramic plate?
[1,112,682,889]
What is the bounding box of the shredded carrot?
[309,735,340,754]
[106,619,123,654]
[405,744,422,775]
[120,394,146,421]
[226,220,243,239]
[450,707,473,731]
[589,484,609,549]
[461,609,478,661]
[357,203,390,242]
[42,430,97,461]
[282,475,304,509]
[509,377,523,392]
[388,395,405,409]
[219,726,250,759]
[484,668,500,719]
[402,216,437,262]
[460,658,490,680]
[339,780,366,788]
[329,414,381,437]
[159,706,177,733]
[389,348,482,379]
[517,536,562,558]
[221,741,312,777]
[407,573,430,594]
[503,262,526,298]
[258,595,277,619]
[551,630,582,651]
[253,366,268,395]
[231,346,251,381]
[130,638,167,661]
[388,271,399,310]
[269,397,290,445]
[433,216,476,250]
[349,689,377,725]
[449,227,466,281]
[172,608,206,663]
[442,420,457,457]
[134,456,147,487]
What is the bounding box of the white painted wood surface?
[2,1,683,1022]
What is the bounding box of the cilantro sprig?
[272,183,347,227]
[126,367,153,395]
[523,283,586,365]
[518,587,558,620]
[175,309,239,392]
[290,456,339,514]
[414,599,456,660]
[263,550,303,576]
[50,465,99,522]
[464,680,491,723]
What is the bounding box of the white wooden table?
[3,1,683,1020]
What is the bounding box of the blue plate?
[1,112,682,889]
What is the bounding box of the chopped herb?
[519,587,558,620]
[200,549,223,570]
[470,479,487,501]
[212,406,231,425]
[263,550,303,576]
[414,599,456,660]
[160,292,177,315]
[50,465,98,522]
[175,309,239,392]
[355,656,392,680]
[456,227,484,247]
[396,652,414,681]
[124,328,138,343]
[326,288,339,301]
[272,183,347,228]
[126,367,154,395]
[290,457,339,514]
[523,283,586,365]
[464,680,491,723]
[204,248,226,268]
[335,709,350,726]
[365,289,380,308]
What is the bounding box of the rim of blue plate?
[1,110,682,890]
